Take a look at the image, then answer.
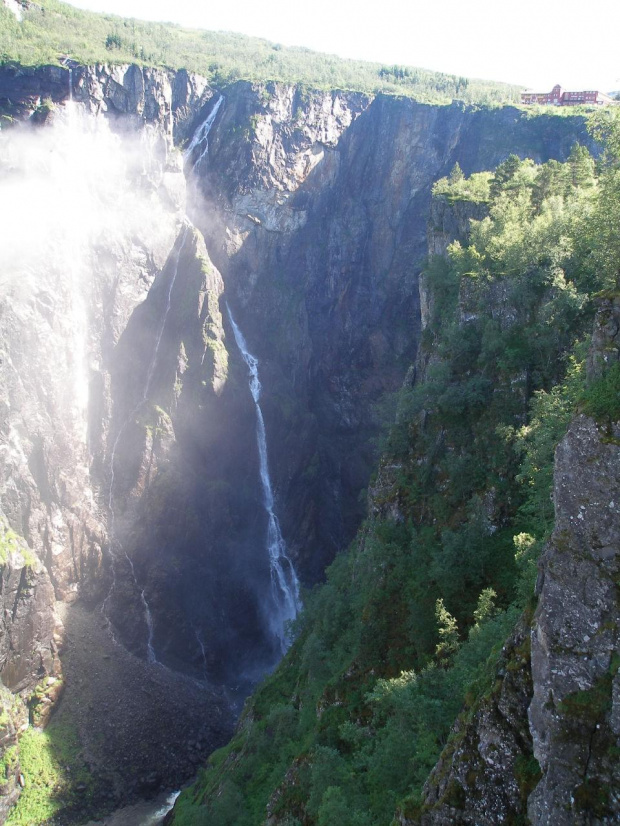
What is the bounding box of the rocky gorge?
[0,58,616,825]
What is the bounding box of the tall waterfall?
[105,222,191,662]
[184,95,224,168]
[226,304,301,653]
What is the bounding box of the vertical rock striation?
[528,295,620,825]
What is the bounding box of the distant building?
[521,84,614,106]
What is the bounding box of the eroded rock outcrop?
[406,297,620,825]
[0,527,59,694]
[0,521,60,818]
[528,296,620,824]
[0,62,209,142]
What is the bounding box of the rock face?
[0,63,209,141]
[0,522,60,818]
[528,297,620,825]
[409,622,536,826]
[0,535,59,694]
[406,297,620,825]
[0,81,185,603]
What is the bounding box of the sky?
[67,0,620,93]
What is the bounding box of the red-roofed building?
[521,84,614,106]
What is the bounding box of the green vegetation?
[0,0,520,102]
[0,518,36,568]
[171,113,620,826]
[581,362,620,423]
[432,165,493,202]
[5,715,96,825]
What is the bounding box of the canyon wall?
[0,62,594,818]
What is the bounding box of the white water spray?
[4,0,22,21]
[226,304,301,653]
[105,223,191,662]
[184,95,224,168]
[1,88,191,662]
[144,791,180,825]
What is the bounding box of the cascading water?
[225,304,301,653]
[194,626,209,679]
[184,95,224,168]
[105,222,191,662]
[1,87,181,649]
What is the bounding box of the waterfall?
[226,304,301,653]
[105,222,191,662]
[184,95,224,168]
[143,223,190,399]
[125,553,157,664]
[194,626,208,678]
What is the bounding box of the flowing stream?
[105,223,191,662]
[184,95,224,168]
[226,305,301,653]
[83,791,180,826]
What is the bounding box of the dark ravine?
[0,60,599,822]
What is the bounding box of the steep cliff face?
[191,87,590,581]
[0,63,233,818]
[0,72,187,601]
[528,414,620,824]
[0,522,60,819]
[528,297,620,824]
[0,62,208,139]
[404,300,620,826]
[0,61,591,672]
